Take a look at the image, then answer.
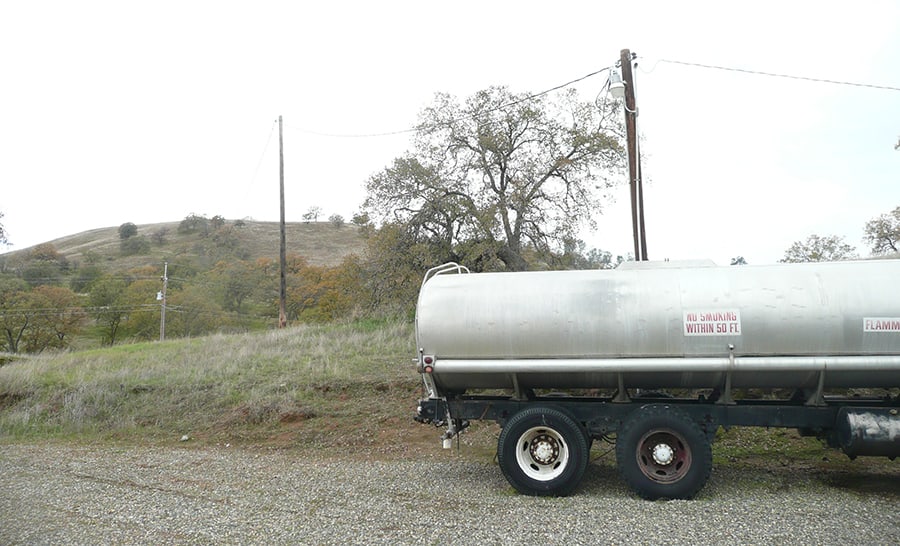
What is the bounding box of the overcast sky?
[2,0,898,266]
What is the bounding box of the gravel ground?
[1,443,898,545]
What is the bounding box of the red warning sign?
[683,309,742,336]
[864,317,900,333]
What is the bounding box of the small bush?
[120,236,150,256]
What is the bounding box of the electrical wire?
[287,124,417,139]
[658,58,900,92]
[2,275,163,285]
[248,119,277,186]
[490,67,614,111]
[284,66,615,139]
[0,304,267,321]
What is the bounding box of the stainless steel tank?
[415,260,900,392]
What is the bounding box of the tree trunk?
[497,245,529,272]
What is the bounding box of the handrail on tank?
[422,262,470,288]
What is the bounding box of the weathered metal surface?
[836,407,900,458]
[415,260,900,391]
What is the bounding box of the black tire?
[615,404,712,500]
[497,406,589,496]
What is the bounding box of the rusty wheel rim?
[635,428,692,484]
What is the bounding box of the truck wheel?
[497,406,589,496]
[616,405,712,500]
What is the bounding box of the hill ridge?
[1,219,366,268]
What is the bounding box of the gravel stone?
[1,444,898,545]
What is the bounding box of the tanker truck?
[413,260,900,499]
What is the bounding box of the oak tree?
[21,285,84,353]
[864,206,900,255]
[302,206,322,223]
[0,278,30,353]
[89,276,127,345]
[364,86,625,272]
[118,222,138,239]
[780,234,857,263]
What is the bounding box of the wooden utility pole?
[620,48,648,261]
[278,115,288,328]
[159,261,168,341]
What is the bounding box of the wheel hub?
[529,433,560,465]
[651,443,675,465]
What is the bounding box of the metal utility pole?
[620,48,648,261]
[159,261,168,341]
[278,115,288,328]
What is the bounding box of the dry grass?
[3,219,366,268]
[0,320,426,448]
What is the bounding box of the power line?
[284,66,614,139]
[0,304,278,322]
[248,119,278,186]
[658,58,900,92]
[287,124,417,139]
[2,275,163,284]
[0,305,160,318]
[486,67,614,112]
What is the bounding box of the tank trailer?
[413,260,900,499]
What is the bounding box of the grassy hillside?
[2,219,366,269]
[0,218,373,349]
[0,319,430,448]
